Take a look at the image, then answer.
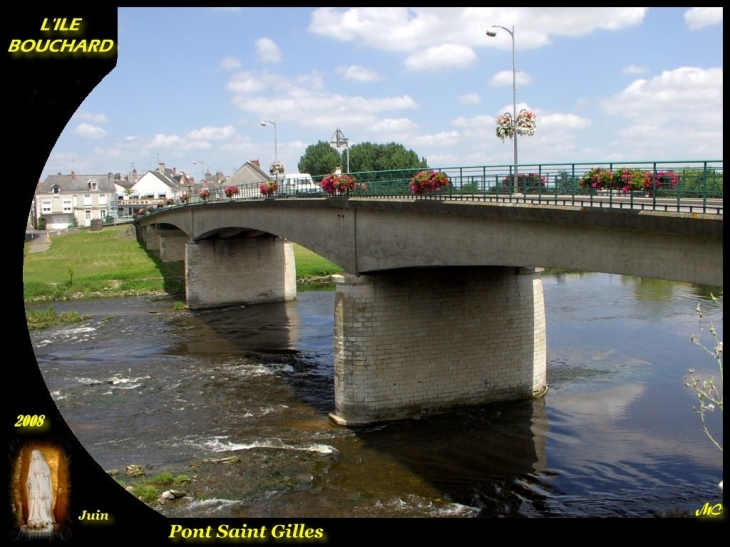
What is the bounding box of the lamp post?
[260,119,278,164]
[193,160,205,183]
[487,25,519,193]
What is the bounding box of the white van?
[282,173,322,197]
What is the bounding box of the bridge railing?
[142,160,722,217]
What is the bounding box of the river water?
[25,273,723,518]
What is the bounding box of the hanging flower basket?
[199,188,210,201]
[496,109,537,141]
[259,181,278,197]
[320,173,356,196]
[180,193,190,204]
[496,114,515,142]
[579,168,615,191]
[516,109,537,136]
[224,185,239,199]
[409,170,449,195]
[166,198,174,206]
[269,161,285,177]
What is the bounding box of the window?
[85,210,91,220]
[41,200,51,213]
[52,185,60,195]
[62,199,72,213]
[83,194,91,206]
[100,209,107,219]
[99,193,107,205]
[89,181,98,191]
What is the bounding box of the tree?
[297,141,341,177]
[684,297,723,455]
[348,142,427,174]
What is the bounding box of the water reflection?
[24,273,723,517]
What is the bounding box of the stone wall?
[185,237,296,309]
[331,266,546,425]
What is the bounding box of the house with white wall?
[33,172,120,229]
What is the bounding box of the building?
[33,172,120,229]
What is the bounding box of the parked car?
[282,173,323,197]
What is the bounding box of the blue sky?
[41,7,723,182]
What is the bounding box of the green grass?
[130,484,159,505]
[294,244,343,280]
[25,307,92,330]
[23,225,343,302]
[150,472,174,486]
[23,225,184,301]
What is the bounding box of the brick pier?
[329,266,547,426]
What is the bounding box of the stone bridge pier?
[329,266,547,426]
[185,236,296,310]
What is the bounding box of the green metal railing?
[137,160,722,218]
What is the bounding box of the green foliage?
[684,297,723,454]
[348,142,427,174]
[130,484,159,504]
[174,474,191,486]
[25,307,91,330]
[676,168,723,197]
[173,301,186,310]
[150,472,174,486]
[297,141,342,177]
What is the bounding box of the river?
[24,272,723,519]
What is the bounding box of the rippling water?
[26,273,723,518]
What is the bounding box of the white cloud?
[536,112,591,130]
[256,37,282,63]
[308,8,648,53]
[337,65,382,82]
[452,115,494,128]
[74,123,107,139]
[227,69,418,130]
[404,43,477,72]
[601,66,723,122]
[367,118,419,133]
[600,67,723,159]
[458,94,480,105]
[74,111,109,123]
[684,7,723,30]
[488,70,532,87]
[411,131,461,147]
[186,125,236,140]
[220,56,242,71]
[622,65,647,74]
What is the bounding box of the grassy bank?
[23,225,343,303]
[25,307,92,330]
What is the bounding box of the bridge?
[134,160,723,426]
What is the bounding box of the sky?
[40,7,723,182]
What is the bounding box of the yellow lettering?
[40,18,51,31]
[8,39,20,52]
[70,18,82,31]
[59,40,75,52]
[72,40,87,53]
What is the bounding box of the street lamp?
[487,25,519,192]
[260,120,278,165]
[193,160,205,182]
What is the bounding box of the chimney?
[71,171,75,180]
[251,159,260,168]
[158,162,165,173]
[173,167,177,174]
[132,168,137,182]
[217,172,223,181]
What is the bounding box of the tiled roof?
[38,174,118,193]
